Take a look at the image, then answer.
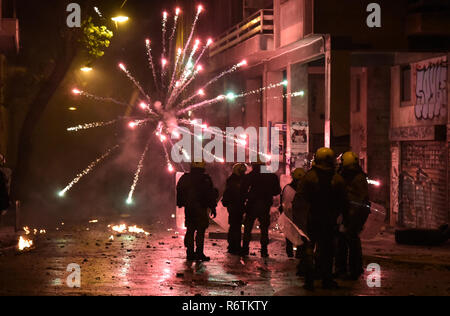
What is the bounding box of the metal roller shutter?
[400,141,448,229]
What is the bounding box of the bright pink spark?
[168,164,175,173]
[198,89,205,96]
[239,60,247,67]
[146,39,150,45]
[119,63,126,71]
[72,88,81,95]
[163,11,168,19]
[175,7,181,15]
[162,59,168,67]
[128,122,137,129]
[197,5,204,14]
[197,65,203,72]
[139,102,148,110]
[207,38,213,46]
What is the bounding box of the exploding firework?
[62,6,285,204]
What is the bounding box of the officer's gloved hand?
[210,208,217,219]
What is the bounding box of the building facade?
[205,0,450,227]
[0,0,19,159]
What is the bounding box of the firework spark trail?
[193,40,212,69]
[73,89,131,107]
[179,61,247,109]
[169,10,180,43]
[173,126,225,163]
[168,8,180,57]
[59,145,119,197]
[178,40,200,84]
[161,140,175,173]
[201,60,247,90]
[177,95,225,115]
[119,63,153,104]
[162,11,168,58]
[182,119,271,159]
[166,48,183,101]
[146,40,160,92]
[168,68,201,108]
[67,119,121,132]
[179,5,203,67]
[94,7,103,18]
[126,141,150,204]
[177,88,204,109]
[168,138,187,172]
[128,118,153,129]
[237,80,287,98]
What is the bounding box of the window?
[401,65,412,105]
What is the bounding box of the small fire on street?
[18,236,33,251]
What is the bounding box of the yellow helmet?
[191,161,206,169]
[314,147,336,170]
[233,163,247,176]
[342,152,359,169]
[292,168,306,181]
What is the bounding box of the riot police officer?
[336,152,370,280]
[177,162,218,261]
[298,148,347,290]
[222,163,247,255]
[241,160,281,258]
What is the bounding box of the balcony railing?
[209,9,274,58]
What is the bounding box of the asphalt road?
[0,221,449,296]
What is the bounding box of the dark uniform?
[336,165,370,279]
[177,167,218,261]
[222,173,245,254]
[280,181,298,257]
[298,165,347,289]
[241,164,281,257]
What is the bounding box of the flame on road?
[110,224,150,236]
[18,236,33,251]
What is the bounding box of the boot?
[261,247,269,258]
[186,250,197,261]
[196,253,211,262]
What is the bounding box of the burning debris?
[109,224,150,236]
[18,236,33,251]
[23,226,47,236]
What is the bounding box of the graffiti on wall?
[414,57,448,120]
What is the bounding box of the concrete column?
[289,62,309,169]
[324,36,331,147]
[324,42,351,150]
[273,0,281,49]
[265,71,284,126]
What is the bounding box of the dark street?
[0,0,449,299]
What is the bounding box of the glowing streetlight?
[111,16,129,23]
[80,66,93,73]
[68,107,78,111]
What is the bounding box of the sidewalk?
[363,230,450,268]
[0,226,18,250]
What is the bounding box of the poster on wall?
[291,121,309,169]
[291,121,308,154]
[413,56,448,121]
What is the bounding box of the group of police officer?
[176,147,370,291]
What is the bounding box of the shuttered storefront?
[400,141,448,229]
